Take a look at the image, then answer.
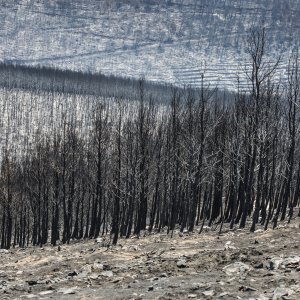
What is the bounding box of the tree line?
[0,28,300,249]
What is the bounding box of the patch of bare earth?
[0,220,299,300]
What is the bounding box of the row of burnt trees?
[0,28,300,249]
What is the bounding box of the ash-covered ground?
[0,220,299,300]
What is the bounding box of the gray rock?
[288,223,300,229]
[77,271,89,279]
[10,283,29,292]
[254,262,264,269]
[269,255,300,270]
[224,241,237,250]
[26,280,38,286]
[177,259,187,268]
[112,277,123,283]
[239,285,257,292]
[0,271,7,278]
[257,295,269,300]
[129,245,141,251]
[102,264,112,271]
[282,256,300,268]
[95,237,111,247]
[68,271,78,277]
[190,283,207,291]
[37,279,52,285]
[58,287,77,295]
[80,264,92,274]
[150,277,159,281]
[290,285,300,293]
[273,287,289,299]
[218,292,229,298]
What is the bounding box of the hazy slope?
[0,0,299,90]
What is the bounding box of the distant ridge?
[0,0,299,90]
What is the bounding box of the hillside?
[1,5,300,298]
[1,220,299,299]
[0,0,299,90]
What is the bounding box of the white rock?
[89,273,99,279]
[202,290,215,296]
[101,270,114,277]
[218,292,229,298]
[290,284,300,292]
[257,295,269,300]
[282,255,300,267]
[223,262,252,276]
[80,264,92,274]
[39,291,54,295]
[269,258,284,270]
[224,244,237,250]
[93,263,104,270]
[288,223,300,229]
[95,237,103,243]
[129,245,141,251]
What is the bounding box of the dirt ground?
[0,220,299,300]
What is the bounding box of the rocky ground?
[0,220,299,300]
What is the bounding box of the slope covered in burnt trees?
[0,62,174,102]
[0,28,300,250]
